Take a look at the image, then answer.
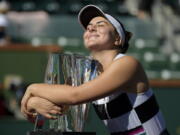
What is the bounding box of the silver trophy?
[44,53,99,132]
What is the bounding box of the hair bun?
[125,31,133,41]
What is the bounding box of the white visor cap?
[78,5,125,46]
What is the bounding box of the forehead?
[87,16,116,31]
[89,16,110,24]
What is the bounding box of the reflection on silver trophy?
[44,53,99,132]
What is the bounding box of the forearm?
[28,83,76,105]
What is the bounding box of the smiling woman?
[21,5,170,135]
[83,17,118,51]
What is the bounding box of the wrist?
[27,84,38,96]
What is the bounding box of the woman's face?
[83,16,118,51]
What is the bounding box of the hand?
[25,97,62,120]
[21,84,34,119]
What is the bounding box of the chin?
[85,43,96,49]
[84,42,103,51]
[86,46,103,52]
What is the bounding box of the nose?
[88,24,97,32]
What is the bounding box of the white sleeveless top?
[92,53,168,135]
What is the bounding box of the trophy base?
[27,129,96,135]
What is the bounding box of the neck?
[91,50,120,70]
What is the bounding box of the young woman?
[21,5,169,135]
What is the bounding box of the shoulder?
[103,55,142,82]
[112,55,140,70]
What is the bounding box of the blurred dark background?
[0,0,180,135]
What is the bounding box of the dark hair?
[120,30,132,53]
[114,18,133,53]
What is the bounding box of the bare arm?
[21,56,147,108]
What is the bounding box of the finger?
[21,107,29,119]
[21,90,32,110]
[24,108,35,117]
[43,113,57,119]
[22,111,28,119]
[49,110,61,115]
[21,107,35,119]
[21,99,29,115]
[53,106,61,111]
[22,112,35,121]
[21,101,26,113]
[21,93,28,107]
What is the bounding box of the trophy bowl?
[27,53,98,135]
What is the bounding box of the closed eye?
[86,20,109,31]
